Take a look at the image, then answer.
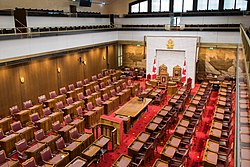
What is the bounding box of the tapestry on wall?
[122,45,146,68]
[197,47,241,81]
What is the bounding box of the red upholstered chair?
[76,81,83,88]
[66,97,74,105]
[94,85,100,92]
[9,105,19,118]
[11,121,22,132]
[103,93,109,101]
[22,157,37,167]
[98,73,103,79]
[41,147,53,162]
[84,79,89,85]
[56,137,66,152]
[68,84,75,91]
[86,89,92,96]
[0,150,18,166]
[41,147,69,166]
[34,129,47,141]
[110,89,117,97]
[64,114,72,125]
[86,102,94,111]
[76,106,84,118]
[38,95,47,104]
[77,92,84,101]
[100,82,106,89]
[59,87,67,95]
[15,139,29,160]
[23,100,33,109]
[49,91,58,99]
[69,128,81,140]
[107,79,112,86]
[52,121,62,132]
[116,86,122,93]
[30,113,40,128]
[112,77,117,82]
[56,101,64,111]
[43,107,52,117]
[92,75,98,82]
[95,97,103,107]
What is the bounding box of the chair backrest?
[100,82,105,89]
[69,128,79,139]
[38,95,47,104]
[22,157,37,167]
[86,89,91,96]
[116,86,121,93]
[52,121,61,132]
[107,79,111,85]
[77,92,84,100]
[110,89,116,97]
[43,107,52,116]
[64,114,72,124]
[30,113,40,123]
[76,81,83,88]
[11,121,22,132]
[0,129,4,140]
[59,87,67,94]
[86,102,93,111]
[127,80,132,86]
[96,97,102,106]
[104,71,109,76]
[122,83,127,89]
[35,129,45,141]
[68,84,75,91]
[94,85,100,92]
[98,73,102,79]
[76,106,83,117]
[56,101,64,110]
[112,77,117,82]
[84,79,89,85]
[56,137,66,150]
[40,147,52,162]
[9,105,19,115]
[66,97,73,105]
[103,93,109,101]
[15,139,28,153]
[0,150,7,164]
[49,91,57,99]
[92,75,97,81]
[23,100,33,109]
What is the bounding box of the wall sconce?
[20,77,25,84]
[79,57,86,65]
[57,67,61,73]
[103,55,106,60]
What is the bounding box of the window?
[152,0,160,12]
[183,0,193,12]
[224,0,235,9]
[236,0,247,10]
[140,1,148,12]
[161,0,170,12]
[198,0,208,10]
[131,3,139,13]
[174,0,183,12]
[208,0,219,10]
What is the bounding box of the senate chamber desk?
[115,97,152,124]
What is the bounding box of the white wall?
[115,16,250,27]
[0,16,15,28]
[27,16,110,27]
[146,36,198,87]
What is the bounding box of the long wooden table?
[115,97,152,124]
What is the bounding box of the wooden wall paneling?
[0,66,22,117]
[108,44,118,69]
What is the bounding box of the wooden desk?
[93,136,110,148]
[112,154,132,167]
[128,140,144,157]
[183,111,194,120]
[137,132,150,143]
[69,119,85,134]
[241,148,250,160]
[67,90,76,100]
[160,145,176,162]
[191,100,199,106]
[103,100,114,115]
[163,106,172,111]
[209,128,221,141]
[167,135,181,148]
[49,111,63,123]
[152,158,169,167]
[16,110,31,125]
[241,160,250,167]
[152,116,163,124]
[37,117,52,133]
[174,125,187,137]
[29,104,43,117]
[211,121,222,130]
[194,95,202,101]
[168,98,177,106]
[179,119,190,127]
[145,122,158,133]
[187,106,196,112]
[62,105,76,117]
[75,133,94,150]
[82,145,101,161]
[83,111,95,128]
[115,115,131,134]
[157,110,169,118]
[0,133,20,155]
[39,135,59,152]
[240,117,250,124]
[0,116,12,133]
[63,141,82,161]
[115,97,152,124]
[240,126,250,134]
[65,156,87,167]
[0,159,19,167]
[203,150,218,167]
[15,126,34,142]
[216,108,225,114]
[25,143,46,162]
[44,152,69,167]
[54,94,66,105]
[214,113,224,122]
[241,134,250,144]
[58,125,74,143]
[44,99,56,110]
[206,139,219,153]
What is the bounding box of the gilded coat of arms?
[167,39,174,49]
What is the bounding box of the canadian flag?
[152,56,157,79]
[182,57,187,83]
